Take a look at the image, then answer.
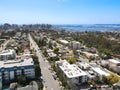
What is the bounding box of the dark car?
[52,75,56,80]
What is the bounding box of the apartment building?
[91,67,110,80]
[0,49,16,61]
[108,59,120,73]
[0,58,35,89]
[56,60,88,85]
[69,41,81,50]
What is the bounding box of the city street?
[28,34,61,90]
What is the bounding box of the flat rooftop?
[109,59,120,64]
[0,49,15,56]
[92,67,110,76]
[72,41,80,44]
[59,40,69,44]
[57,60,87,78]
[83,51,98,57]
[0,58,34,69]
[78,62,91,68]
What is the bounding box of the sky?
[0,0,120,24]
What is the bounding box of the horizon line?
[0,23,120,25]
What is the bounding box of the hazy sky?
[0,0,120,24]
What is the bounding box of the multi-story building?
[77,62,110,81]
[82,51,99,59]
[56,60,88,85]
[0,49,16,61]
[108,59,120,73]
[69,41,81,50]
[0,58,35,89]
[91,67,110,80]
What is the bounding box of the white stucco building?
[91,67,110,80]
[0,49,16,61]
[59,40,69,45]
[56,60,88,85]
[108,59,120,73]
[82,51,98,59]
[69,41,81,50]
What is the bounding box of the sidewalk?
[43,86,47,90]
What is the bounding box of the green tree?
[48,41,53,49]
[34,64,41,78]
[53,48,59,54]
[30,81,34,90]
[67,56,76,64]
[102,75,120,85]
[43,50,48,57]
[32,55,39,64]
[17,75,26,85]
[38,81,43,90]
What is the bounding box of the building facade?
[69,41,81,50]
[0,58,35,89]
[56,60,88,85]
[108,59,120,73]
[0,49,16,61]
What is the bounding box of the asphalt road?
[28,34,61,90]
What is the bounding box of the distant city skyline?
[0,0,120,24]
